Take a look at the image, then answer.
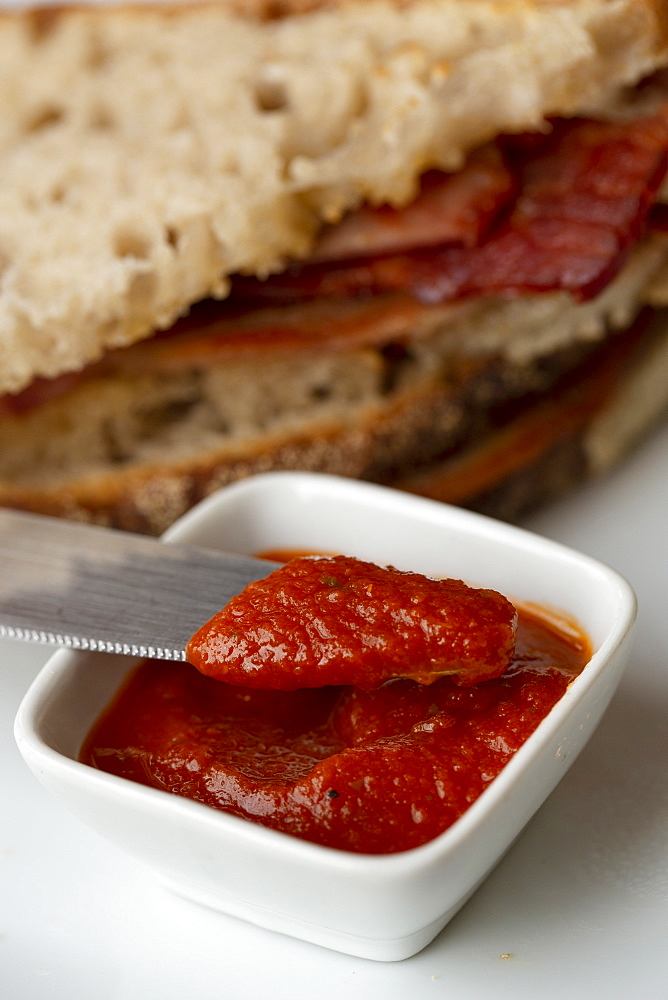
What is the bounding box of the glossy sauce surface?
[186,555,518,689]
[81,602,590,854]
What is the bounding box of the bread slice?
[1,0,667,395]
[1,0,668,531]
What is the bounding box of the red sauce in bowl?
[80,555,590,854]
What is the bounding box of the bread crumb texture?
[0,0,666,395]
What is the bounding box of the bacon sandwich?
[1,0,668,533]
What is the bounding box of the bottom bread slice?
[1,240,667,533]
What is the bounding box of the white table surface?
[2,426,667,998]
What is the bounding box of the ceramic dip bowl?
[14,472,636,961]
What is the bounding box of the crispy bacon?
[232,109,668,305]
[109,294,462,373]
[0,294,465,415]
[310,146,516,263]
[0,370,93,417]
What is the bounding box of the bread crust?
[14,1,668,25]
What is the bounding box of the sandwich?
[1,0,668,534]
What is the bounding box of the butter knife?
[0,508,279,660]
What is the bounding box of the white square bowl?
[14,472,636,961]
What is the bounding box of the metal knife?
[0,508,280,660]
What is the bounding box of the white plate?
[2,424,667,995]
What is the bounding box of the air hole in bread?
[352,83,370,123]
[89,104,116,131]
[254,77,289,113]
[86,30,111,71]
[114,229,152,261]
[27,8,62,43]
[48,184,67,205]
[380,342,415,395]
[102,419,130,465]
[165,227,180,250]
[126,271,157,311]
[26,106,65,133]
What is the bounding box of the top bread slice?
[0,0,667,398]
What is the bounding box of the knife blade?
[0,508,280,660]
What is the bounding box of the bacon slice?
[0,370,93,417]
[0,292,468,416]
[310,146,515,263]
[109,294,465,374]
[233,109,668,305]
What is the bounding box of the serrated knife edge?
[0,508,280,660]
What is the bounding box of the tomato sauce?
[186,555,518,690]
[80,583,590,854]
